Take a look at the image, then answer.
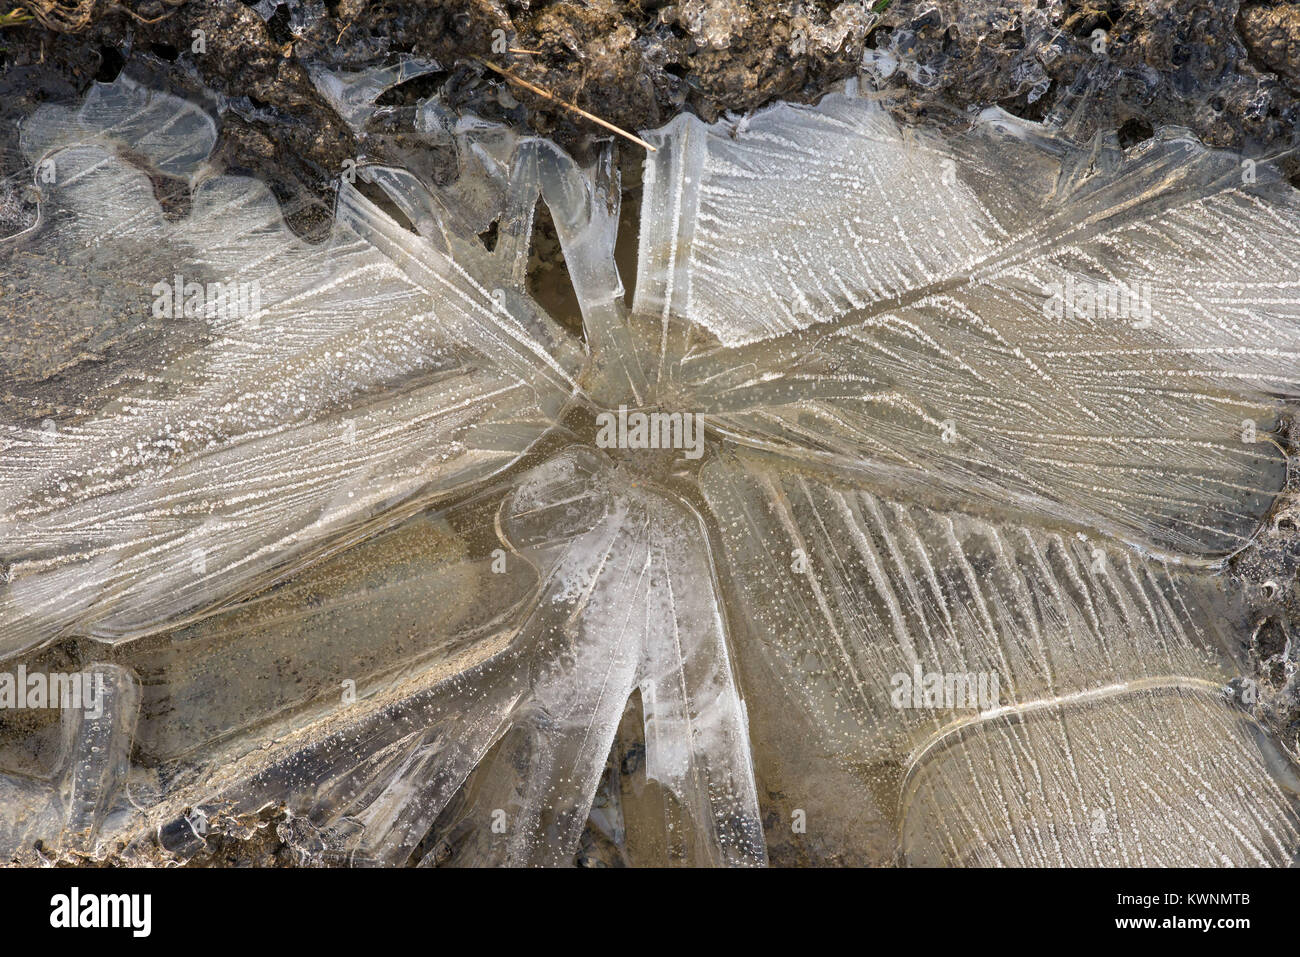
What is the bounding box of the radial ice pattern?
[0,75,1297,866]
[200,449,764,867]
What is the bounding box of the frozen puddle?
[0,74,1297,865]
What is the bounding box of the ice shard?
[701,454,1299,866]
[0,77,580,651]
[647,92,1298,558]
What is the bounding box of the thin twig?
[476,57,656,151]
[117,5,179,25]
[336,13,356,44]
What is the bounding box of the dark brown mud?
[4,1,1300,200]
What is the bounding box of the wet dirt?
[4,1,1300,203]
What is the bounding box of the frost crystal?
[0,74,1297,866]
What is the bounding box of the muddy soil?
[3,1,1300,198]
